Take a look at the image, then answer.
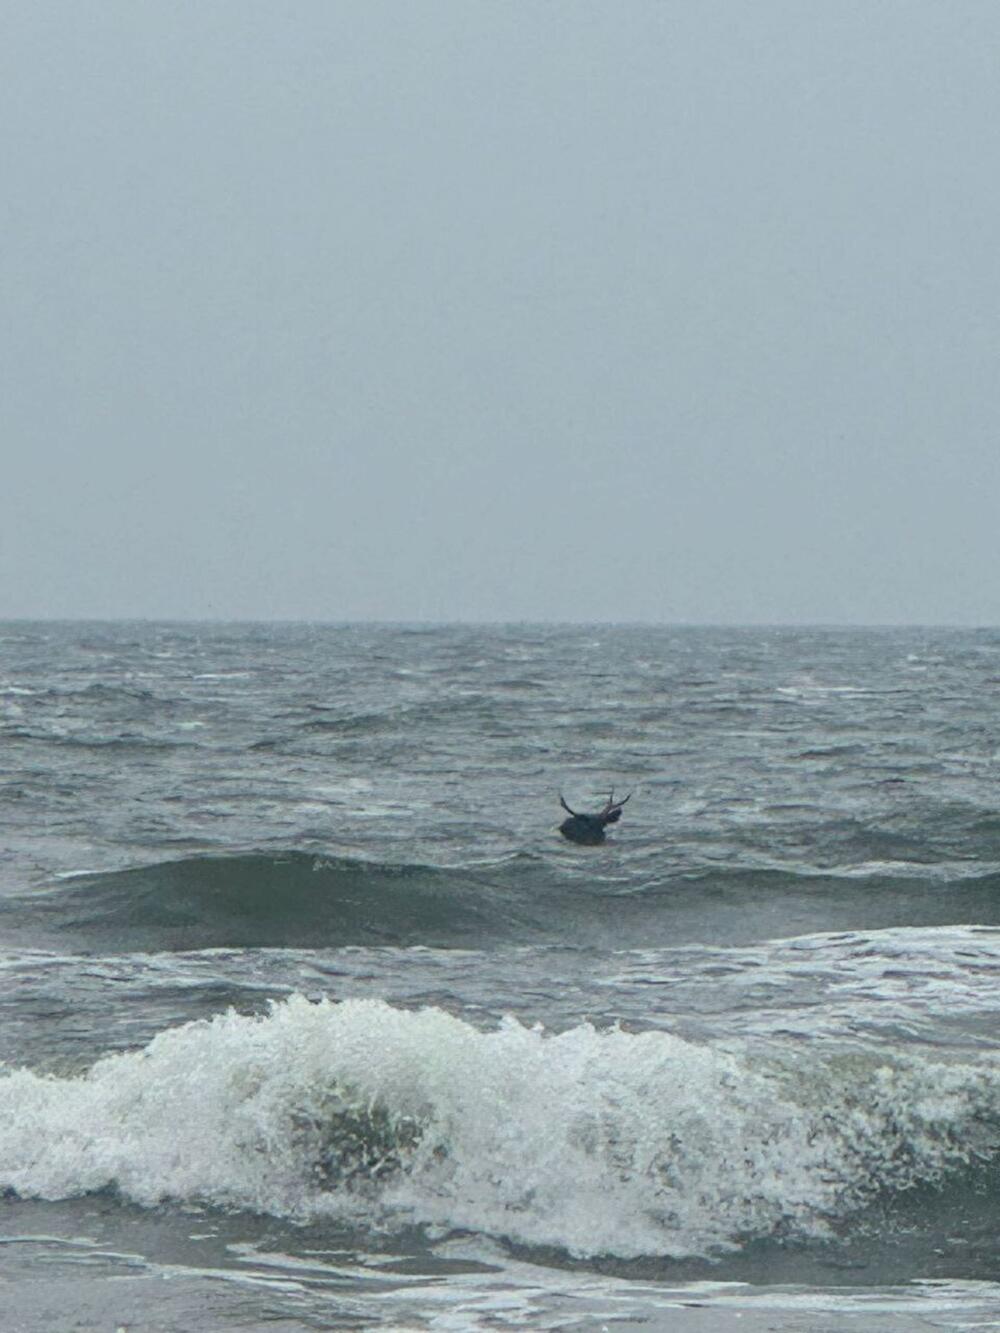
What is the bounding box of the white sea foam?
[776,683,878,702]
[0,997,997,1259]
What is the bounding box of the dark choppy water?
[1,622,999,1331]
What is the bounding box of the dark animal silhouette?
[558,791,631,845]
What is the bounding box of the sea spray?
[1,996,998,1259]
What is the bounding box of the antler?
[601,789,631,814]
[600,790,631,824]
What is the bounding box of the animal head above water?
[558,790,631,845]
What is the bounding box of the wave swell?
[6,849,1000,952]
[4,853,549,951]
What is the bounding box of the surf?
[1,995,997,1260]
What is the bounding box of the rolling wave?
[2,852,552,951]
[4,849,1000,952]
[0,996,997,1259]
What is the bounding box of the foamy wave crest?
[1,997,998,1258]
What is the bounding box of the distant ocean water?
[0,621,998,1332]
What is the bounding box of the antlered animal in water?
[558,791,631,845]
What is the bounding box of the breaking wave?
[1,996,997,1260]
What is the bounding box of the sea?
[0,621,998,1332]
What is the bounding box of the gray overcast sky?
[2,1,999,624]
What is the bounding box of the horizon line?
[1,616,997,631]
